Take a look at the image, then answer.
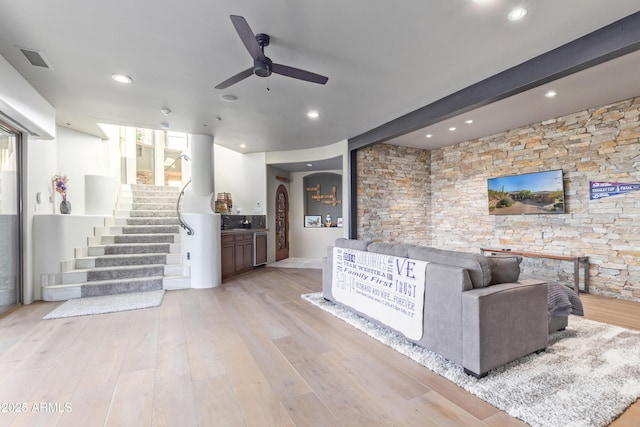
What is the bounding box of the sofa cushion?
[486,255,522,285]
[368,242,415,258]
[334,238,370,251]
[408,246,492,288]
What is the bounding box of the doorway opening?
[0,122,22,314]
[275,185,289,261]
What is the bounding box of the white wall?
[289,170,344,258]
[214,145,266,215]
[55,127,119,215]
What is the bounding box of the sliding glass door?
[0,123,21,314]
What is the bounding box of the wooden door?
[275,185,289,261]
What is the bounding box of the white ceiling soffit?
[0,1,639,152]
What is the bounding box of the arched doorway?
[275,185,289,261]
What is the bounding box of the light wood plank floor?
[0,267,638,426]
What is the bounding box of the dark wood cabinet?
[221,230,267,280]
[234,234,253,274]
[221,235,235,279]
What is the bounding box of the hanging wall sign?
[306,184,341,206]
[590,181,640,200]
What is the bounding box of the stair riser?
[132,203,175,211]
[133,196,179,204]
[111,235,177,244]
[128,210,177,218]
[87,266,165,281]
[94,254,167,267]
[121,226,180,234]
[124,218,180,226]
[81,278,163,297]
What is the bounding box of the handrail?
[177,179,194,236]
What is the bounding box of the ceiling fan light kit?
[215,15,328,89]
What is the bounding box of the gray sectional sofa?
[322,238,570,378]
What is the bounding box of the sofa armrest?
[461,281,548,376]
[322,246,335,300]
[422,263,473,366]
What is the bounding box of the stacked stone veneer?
[356,96,640,299]
[357,145,431,245]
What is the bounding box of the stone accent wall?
[356,144,430,244]
[356,96,640,299]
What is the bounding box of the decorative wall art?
[590,181,640,199]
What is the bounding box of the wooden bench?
[480,248,589,294]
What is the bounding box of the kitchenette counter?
[221,228,268,234]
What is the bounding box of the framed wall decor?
[304,215,322,228]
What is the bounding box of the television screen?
[487,169,565,215]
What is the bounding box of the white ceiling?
[0,0,639,154]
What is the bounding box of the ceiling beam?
[348,11,640,151]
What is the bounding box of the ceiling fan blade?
[215,67,253,89]
[272,63,328,85]
[230,15,266,61]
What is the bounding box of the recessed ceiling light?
[240,144,246,148]
[425,134,433,138]
[449,127,456,131]
[220,94,239,102]
[508,7,527,21]
[112,73,132,84]
[545,90,557,98]
[307,110,320,119]
[160,108,172,116]
[464,119,474,124]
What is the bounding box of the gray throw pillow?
[368,242,415,257]
[335,238,370,251]
[408,246,492,288]
[486,256,523,285]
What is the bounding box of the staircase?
[42,184,190,301]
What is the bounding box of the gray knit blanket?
[548,282,584,317]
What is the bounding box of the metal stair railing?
[177,179,194,236]
[164,153,194,236]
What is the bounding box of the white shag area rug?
[302,292,640,427]
[43,290,165,320]
[267,257,322,269]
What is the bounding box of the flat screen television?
[487,169,565,215]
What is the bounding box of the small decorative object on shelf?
[60,200,71,214]
[53,174,71,214]
[325,213,332,227]
[215,192,233,213]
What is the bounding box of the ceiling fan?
[215,15,329,89]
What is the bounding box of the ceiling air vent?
[18,48,52,69]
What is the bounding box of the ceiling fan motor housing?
[254,57,273,77]
[253,33,272,77]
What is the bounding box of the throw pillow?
[368,242,415,257]
[335,238,370,251]
[486,255,523,285]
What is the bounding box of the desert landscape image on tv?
[487,169,565,215]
